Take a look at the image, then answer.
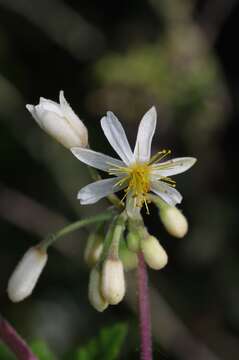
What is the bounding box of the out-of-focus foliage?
[74,323,127,360]
[0,344,15,360]
[31,341,56,360]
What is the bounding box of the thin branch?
[0,315,38,360]
[126,271,220,360]
[137,252,152,360]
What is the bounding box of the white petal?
[151,181,182,206]
[78,177,123,205]
[71,147,124,172]
[134,106,157,162]
[59,91,88,147]
[35,108,82,148]
[26,104,42,127]
[101,112,134,165]
[152,157,197,178]
[59,90,77,120]
[39,97,62,116]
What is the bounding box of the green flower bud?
[160,206,188,238]
[141,236,168,270]
[84,233,103,266]
[127,232,140,252]
[119,242,138,271]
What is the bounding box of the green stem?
[41,211,114,249]
[98,212,126,265]
[147,193,168,210]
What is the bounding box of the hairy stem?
[0,315,38,360]
[137,252,152,360]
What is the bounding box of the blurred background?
[0,0,239,359]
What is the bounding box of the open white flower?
[26,91,88,149]
[71,107,196,208]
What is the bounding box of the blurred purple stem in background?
[138,252,152,360]
[0,315,38,360]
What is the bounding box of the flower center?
[111,162,152,210]
[126,162,151,203]
[109,149,174,211]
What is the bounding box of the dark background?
[0,1,239,359]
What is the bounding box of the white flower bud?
[101,259,125,305]
[141,236,168,270]
[88,267,108,312]
[84,233,103,267]
[160,206,188,238]
[26,91,88,149]
[7,246,48,302]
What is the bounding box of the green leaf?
[0,344,15,360]
[31,340,56,360]
[74,323,128,360]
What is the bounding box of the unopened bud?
[141,236,168,270]
[119,243,138,271]
[84,233,103,266]
[101,259,125,305]
[88,267,108,312]
[160,206,188,238]
[26,91,88,149]
[7,246,48,302]
[127,232,140,253]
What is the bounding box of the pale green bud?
[127,232,140,253]
[88,267,108,312]
[141,236,168,270]
[101,259,125,305]
[119,244,138,271]
[7,246,48,302]
[84,233,103,266]
[160,206,188,238]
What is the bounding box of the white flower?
[71,107,196,208]
[7,247,48,302]
[26,91,88,149]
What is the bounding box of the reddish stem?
[0,316,38,360]
[137,252,152,360]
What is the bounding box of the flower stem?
[41,211,114,249]
[137,252,152,360]
[0,315,38,360]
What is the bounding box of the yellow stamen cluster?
[109,150,175,210]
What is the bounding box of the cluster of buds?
[88,215,126,311]
[7,200,188,308]
[87,201,188,312]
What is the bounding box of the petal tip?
[100,115,107,126]
[147,106,157,118]
[59,90,67,105]
[26,104,34,112]
[189,157,197,167]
